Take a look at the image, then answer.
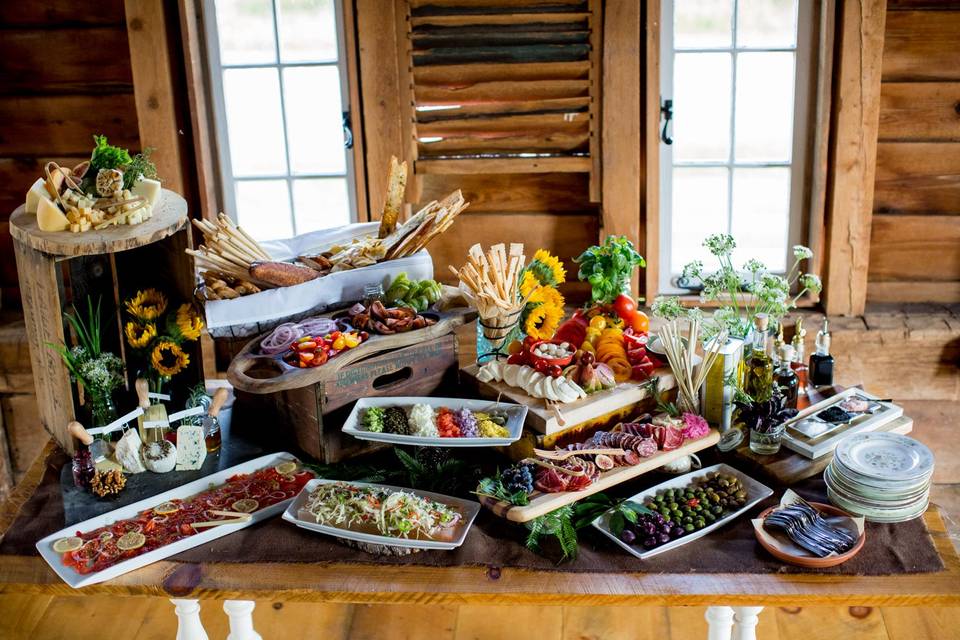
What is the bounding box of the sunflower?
[150,340,189,377]
[530,285,564,309]
[125,289,168,321]
[125,321,157,349]
[174,304,204,341]
[519,270,540,299]
[531,249,566,286]
[524,302,564,340]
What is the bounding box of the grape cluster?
[501,464,534,495]
[619,512,685,549]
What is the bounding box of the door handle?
[660,99,673,145]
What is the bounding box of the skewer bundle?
[187,213,274,288]
[658,317,728,414]
[451,242,526,349]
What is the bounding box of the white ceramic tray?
[36,452,304,589]
[342,396,527,447]
[282,478,480,550]
[592,463,773,559]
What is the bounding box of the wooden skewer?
[534,448,629,461]
[206,510,252,519]
[190,518,251,530]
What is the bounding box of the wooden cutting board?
[461,363,676,436]
[732,415,914,485]
[480,429,721,522]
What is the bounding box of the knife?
[68,420,121,472]
[201,387,229,452]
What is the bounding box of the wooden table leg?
[170,598,209,640]
[705,606,735,640]
[12,240,74,453]
[731,606,764,640]
[224,600,262,640]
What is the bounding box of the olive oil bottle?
[744,314,774,401]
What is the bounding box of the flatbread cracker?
[377,156,408,238]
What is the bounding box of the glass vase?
[749,423,786,455]
[88,391,118,429]
[476,315,524,365]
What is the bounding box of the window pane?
[675,0,733,49]
[215,0,276,65]
[671,167,729,274]
[236,180,293,240]
[737,0,798,48]
[223,68,288,176]
[734,52,795,162]
[673,53,731,162]
[278,0,339,63]
[283,66,346,174]
[730,167,790,271]
[293,178,350,233]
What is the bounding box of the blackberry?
[383,407,410,435]
[415,446,450,469]
[501,464,534,495]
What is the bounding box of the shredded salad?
[303,482,462,540]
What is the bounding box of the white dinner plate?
[834,433,934,482]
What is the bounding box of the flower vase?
[87,392,118,429]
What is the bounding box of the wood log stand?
[8,190,193,454]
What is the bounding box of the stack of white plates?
[824,432,934,523]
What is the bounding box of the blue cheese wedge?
[175,425,206,471]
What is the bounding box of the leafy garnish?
[123,148,158,189]
[574,236,646,305]
[90,134,132,172]
[525,505,577,561]
[475,470,530,506]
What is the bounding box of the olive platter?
[591,464,773,559]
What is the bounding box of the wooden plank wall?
[868,1,960,303]
[0,1,138,309]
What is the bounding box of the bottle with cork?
[775,344,799,409]
[744,313,775,401]
[809,317,834,387]
[791,317,809,408]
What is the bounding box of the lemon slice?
[231,498,259,513]
[275,461,297,475]
[154,501,179,515]
[116,532,146,551]
[52,536,83,553]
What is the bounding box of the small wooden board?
[8,190,187,257]
[461,363,676,436]
[227,307,473,394]
[732,415,914,485]
[480,429,721,523]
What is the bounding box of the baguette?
[249,261,320,287]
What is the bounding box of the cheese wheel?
[37,197,69,231]
[25,178,48,214]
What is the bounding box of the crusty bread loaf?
[249,261,320,287]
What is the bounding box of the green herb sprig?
[574,235,646,305]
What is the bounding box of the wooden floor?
[4,399,959,637]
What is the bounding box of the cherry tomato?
[547,364,563,378]
[588,315,607,330]
[506,353,527,366]
[630,310,650,333]
[612,294,637,323]
[507,340,524,355]
[533,359,550,373]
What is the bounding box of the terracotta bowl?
[756,501,866,568]
[528,340,575,368]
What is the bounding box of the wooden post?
[601,0,642,299]
[642,0,662,303]
[11,241,74,453]
[822,0,886,316]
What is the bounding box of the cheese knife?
[201,387,229,452]
[67,420,120,472]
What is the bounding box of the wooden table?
[2,442,959,640]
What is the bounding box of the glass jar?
[88,392,118,429]
[749,423,786,455]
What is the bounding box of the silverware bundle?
[763,501,857,558]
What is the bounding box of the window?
[204,0,355,240]
[658,0,813,292]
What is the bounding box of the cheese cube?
[175,425,207,470]
[37,196,69,232]
[132,177,162,208]
[25,178,49,214]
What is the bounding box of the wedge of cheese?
[25,178,48,214]
[114,429,147,473]
[37,196,69,231]
[175,425,207,470]
[132,177,162,208]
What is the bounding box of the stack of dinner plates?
[824,432,934,523]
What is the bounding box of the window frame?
[202,0,357,236]
[657,0,815,295]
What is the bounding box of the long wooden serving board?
[480,429,721,523]
[461,363,676,437]
[228,307,473,394]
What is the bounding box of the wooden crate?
[270,333,459,463]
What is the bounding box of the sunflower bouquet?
[124,288,203,391]
[519,249,566,340]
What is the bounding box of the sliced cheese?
[37,196,69,231]
[503,364,522,388]
[175,425,207,471]
[25,178,49,214]
[132,177,162,208]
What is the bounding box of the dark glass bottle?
[809,317,834,387]
[776,344,799,409]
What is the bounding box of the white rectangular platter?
[342,396,527,447]
[283,478,480,550]
[36,452,304,589]
[592,463,773,559]
[781,389,903,459]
